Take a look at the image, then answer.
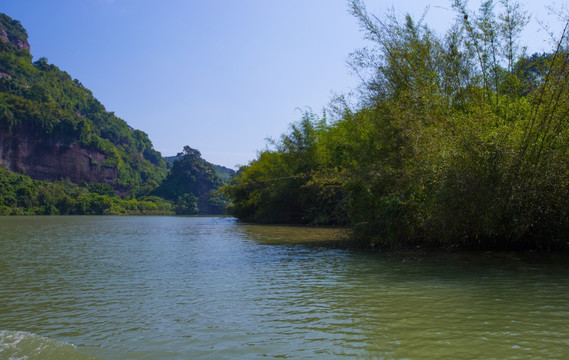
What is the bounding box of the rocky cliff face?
[0,14,30,51]
[0,15,98,184]
[0,13,121,187]
[0,124,117,184]
[0,26,30,51]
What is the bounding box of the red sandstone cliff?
[0,15,121,186]
[0,124,117,184]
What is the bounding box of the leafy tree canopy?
[153,146,228,215]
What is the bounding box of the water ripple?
[1,217,569,359]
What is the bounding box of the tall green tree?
[153,146,226,215]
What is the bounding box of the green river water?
[0,216,568,359]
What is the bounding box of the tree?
[152,146,226,215]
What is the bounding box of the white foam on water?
[0,330,95,360]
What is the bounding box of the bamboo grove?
[221,0,569,250]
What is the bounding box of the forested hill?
[0,12,167,190]
[0,12,231,216]
[165,155,236,182]
[155,146,231,215]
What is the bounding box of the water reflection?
[236,222,345,245]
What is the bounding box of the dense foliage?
[154,146,228,214]
[222,112,349,225]
[0,13,27,48]
[222,0,569,250]
[0,166,173,215]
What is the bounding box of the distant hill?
[156,147,230,214]
[165,155,236,182]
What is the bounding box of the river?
[1,216,568,359]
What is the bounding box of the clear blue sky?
[1,0,564,168]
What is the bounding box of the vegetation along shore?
[221,0,569,251]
